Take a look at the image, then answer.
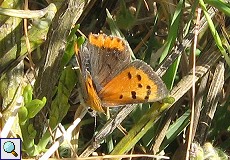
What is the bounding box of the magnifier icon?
[3,141,18,157]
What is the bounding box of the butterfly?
[75,33,168,112]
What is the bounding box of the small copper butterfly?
[75,33,168,112]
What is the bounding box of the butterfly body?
[76,33,168,112]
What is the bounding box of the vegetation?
[0,0,229,159]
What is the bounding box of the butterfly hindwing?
[98,60,168,106]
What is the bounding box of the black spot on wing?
[128,72,132,79]
[131,91,137,99]
[138,83,143,88]
[145,96,149,100]
[146,85,151,89]
[137,74,141,81]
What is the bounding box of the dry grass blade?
[195,61,225,144]
[152,49,222,154]
[191,73,209,140]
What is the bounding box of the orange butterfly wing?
[98,60,168,106]
[85,72,104,112]
[75,43,104,112]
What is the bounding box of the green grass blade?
[200,0,230,67]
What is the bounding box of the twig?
[185,7,202,160]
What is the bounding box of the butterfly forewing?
[86,34,131,88]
